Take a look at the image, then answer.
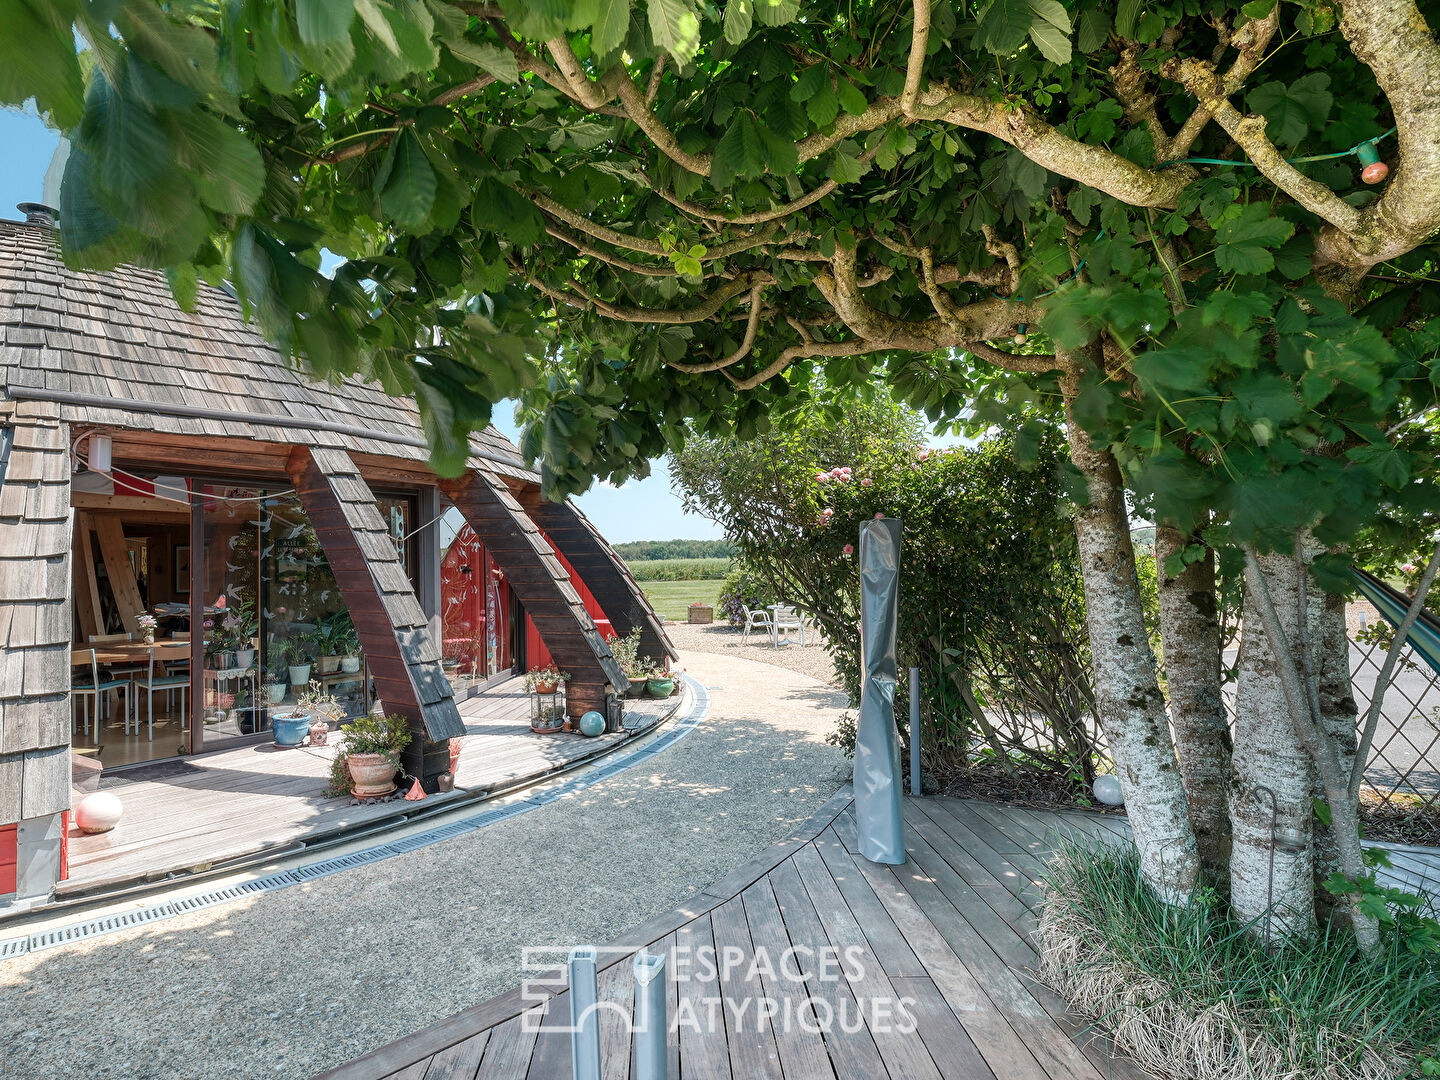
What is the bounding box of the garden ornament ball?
[75,791,124,834]
[578,710,606,737]
[1092,774,1125,807]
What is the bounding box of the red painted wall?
[0,824,16,896]
[524,530,615,672]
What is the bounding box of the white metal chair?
[771,605,807,647]
[88,631,148,683]
[71,648,131,737]
[136,644,190,741]
[741,605,773,643]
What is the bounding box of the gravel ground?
[665,620,842,688]
[0,652,849,1080]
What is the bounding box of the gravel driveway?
[665,620,842,687]
[0,651,850,1080]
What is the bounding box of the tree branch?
[666,283,766,373]
[1166,6,1280,159]
[963,340,1070,374]
[1170,59,1364,234]
[901,0,930,115]
[526,271,770,324]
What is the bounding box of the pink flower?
[843,544,854,556]
[918,449,930,461]
[830,467,844,478]
[814,472,827,483]
[822,508,834,517]
[277,606,287,615]
[874,512,884,519]
[1402,563,1418,573]
[860,477,873,487]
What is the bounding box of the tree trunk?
[1062,393,1200,902]
[1312,588,1359,923]
[1230,546,1319,940]
[1155,525,1232,878]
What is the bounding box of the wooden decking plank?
[738,877,836,1080]
[381,1062,430,1080]
[474,1012,543,1080]
[597,947,635,1080]
[699,785,855,904]
[820,825,1049,1080]
[812,826,927,978]
[789,843,944,1080]
[525,991,573,1080]
[676,913,732,1080]
[766,858,890,1080]
[889,975,998,1080]
[709,895,785,1080]
[912,800,1047,911]
[897,808,1041,949]
[422,1030,490,1080]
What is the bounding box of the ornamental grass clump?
[1037,838,1440,1080]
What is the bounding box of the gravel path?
[0,652,850,1080]
[665,621,842,688]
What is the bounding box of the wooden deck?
[319,792,1165,1080]
[60,677,683,898]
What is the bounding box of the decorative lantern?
[530,684,566,733]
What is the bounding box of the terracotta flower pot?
[533,680,558,694]
[347,753,397,798]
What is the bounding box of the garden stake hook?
[1253,784,1279,953]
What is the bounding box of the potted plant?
[338,712,411,798]
[136,613,158,645]
[264,641,289,703]
[313,613,344,674]
[227,594,259,670]
[275,681,346,747]
[608,629,655,697]
[337,620,362,673]
[524,664,570,695]
[647,670,677,698]
[530,698,566,734]
[285,636,313,687]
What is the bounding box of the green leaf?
[296,0,355,46]
[1214,203,1295,275]
[753,0,799,27]
[828,148,866,184]
[181,114,266,215]
[836,78,868,117]
[1242,0,1277,19]
[711,112,765,189]
[806,82,839,127]
[791,63,827,102]
[1114,0,1141,38]
[723,0,753,44]
[1027,0,1072,64]
[591,0,631,55]
[445,37,519,82]
[978,0,1032,55]
[648,0,701,63]
[379,129,437,228]
[1076,9,1110,53]
[1246,74,1332,147]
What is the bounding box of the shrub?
[716,566,778,624]
[672,394,1099,784]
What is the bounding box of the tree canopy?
[7,0,1438,547]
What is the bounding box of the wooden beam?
[71,491,191,520]
[286,446,464,787]
[517,490,678,662]
[72,512,101,641]
[92,514,145,632]
[439,470,626,713]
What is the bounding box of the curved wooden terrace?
[56,679,685,902]
[319,791,1161,1080]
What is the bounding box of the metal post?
[909,666,921,796]
[568,946,601,1080]
[631,949,668,1080]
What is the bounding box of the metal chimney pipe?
[16,203,58,228]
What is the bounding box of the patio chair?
[771,605,807,647]
[71,649,131,738]
[88,631,148,683]
[136,645,190,741]
[741,605,773,643]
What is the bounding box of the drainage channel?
[1,678,710,959]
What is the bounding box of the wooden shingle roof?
[0,217,536,482]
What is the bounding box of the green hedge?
[625,557,732,581]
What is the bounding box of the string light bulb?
[1013,323,1028,345]
[1356,139,1389,184]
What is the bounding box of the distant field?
[641,578,727,621]
[626,557,731,581]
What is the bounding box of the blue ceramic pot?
[273,712,311,748]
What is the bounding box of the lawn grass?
[640,578,726,621]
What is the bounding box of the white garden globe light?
[74,792,124,834]
[1092,775,1124,807]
